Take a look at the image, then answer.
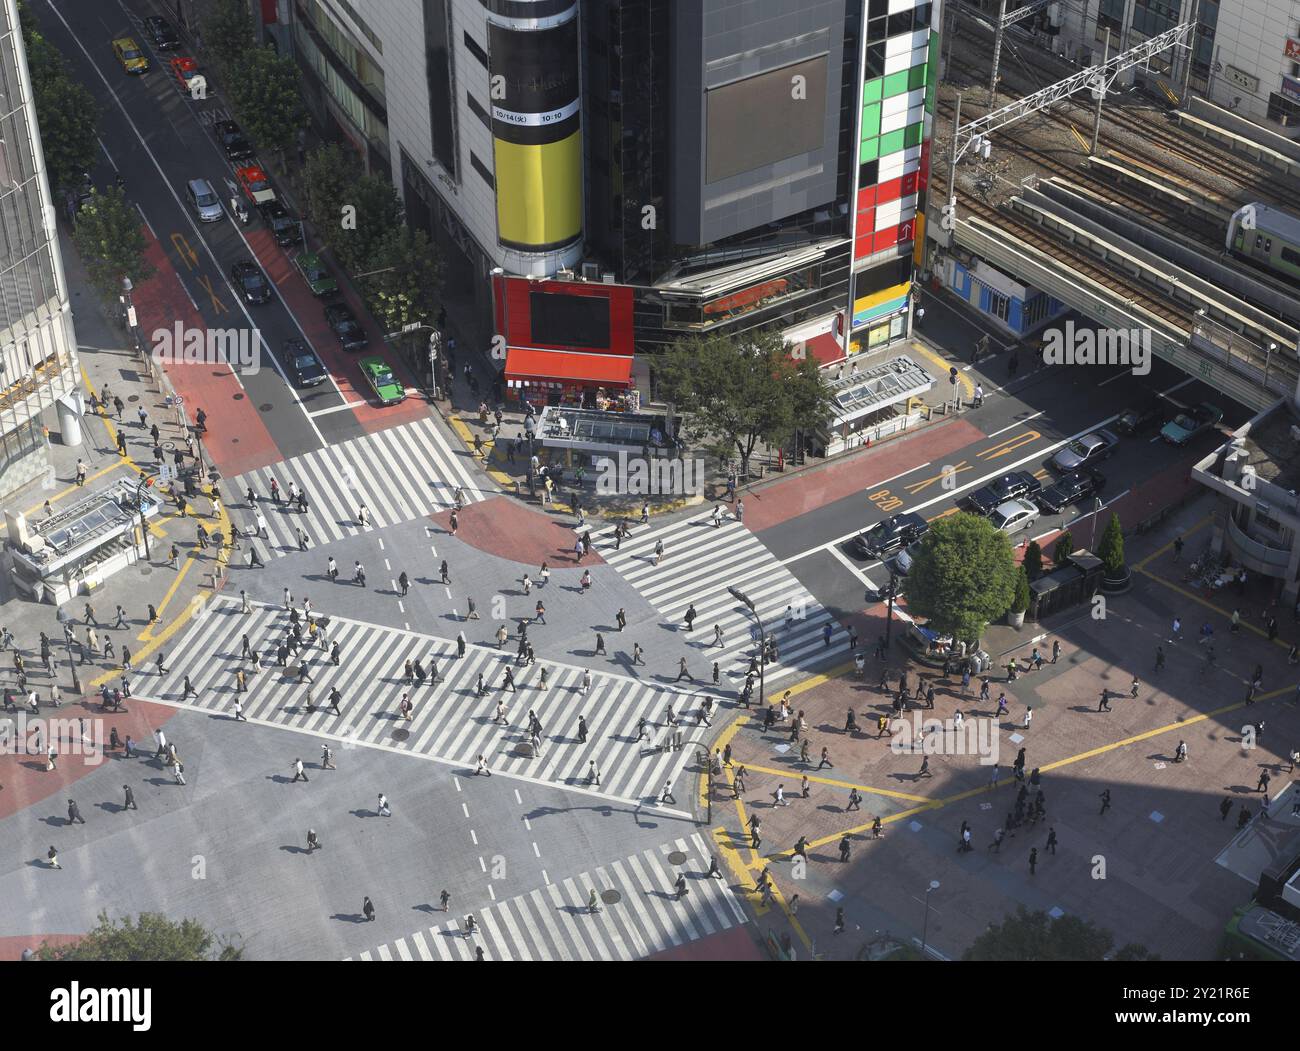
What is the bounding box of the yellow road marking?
[170,232,199,270]
[904,460,974,496]
[195,273,228,314]
[739,762,933,803]
[928,507,961,522]
[1132,514,1211,571]
[911,342,974,400]
[979,429,1041,460]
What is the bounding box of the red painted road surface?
[430,496,605,569]
[644,923,766,961]
[746,419,986,533]
[132,230,280,478]
[0,934,82,961]
[243,228,430,436]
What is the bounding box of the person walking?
[660,780,676,805]
[1097,689,1112,712]
[122,785,137,811]
[1257,770,1272,794]
[306,830,321,853]
[839,835,851,863]
[475,754,491,776]
[67,799,85,825]
[172,758,185,785]
[577,715,589,743]
[363,897,375,922]
[587,760,600,786]
[817,747,834,770]
[653,539,664,566]
[1028,847,1039,875]
[675,657,693,682]
[377,793,392,816]
[47,845,60,869]
[1098,788,1111,815]
[1023,707,1033,730]
[291,758,308,783]
[1045,827,1058,855]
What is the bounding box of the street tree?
[36,910,243,961]
[361,225,444,332]
[1053,529,1074,565]
[227,47,307,156]
[1098,512,1125,576]
[902,513,1017,647]
[655,328,834,479]
[201,0,255,72]
[963,906,1156,961]
[1010,565,1031,616]
[71,186,154,298]
[330,173,403,274]
[1022,540,1043,580]
[302,143,362,236]
[18,3,95,194]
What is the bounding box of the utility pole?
[989,0,1008,100]
[1090,32,1110,155]
[1179,0,1200,107]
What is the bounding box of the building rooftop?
[1239,408,1300,494]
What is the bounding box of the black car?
[1037,470,1105,513]
[213,119,254,162]
[285,339,327,387]
[144,15,180,50]
[851,512,928,560]
[230,259,272,304]
[258,199,302,246]
[1114,398,1165,436]
[966,470,1043,516]
[324,303,368,351]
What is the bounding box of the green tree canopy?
[964,906,1156,961]
[71,186,153,298]
[1098,512,1125,575]
[902,512,1017,645]
[1053,529,1074,566]
[362,225,444,332]
[202,0,255,72]
[19,2,96,193]
[36,911,242,961]
[227,47,306,154]
[1010,564,1031,613]
[1022,540,1042,580]
[302,143,363,235]
[655,328,835,473]
[330,173,403,274]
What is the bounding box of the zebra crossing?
[346,832,746,961]
[145,599,713,803]
[594,512,849,686]
[227,416,489,556]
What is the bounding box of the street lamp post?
[921,879,940,956]
[1089,495,1103,550]
[728,586,766,712]
[134,477,152,560]
[55,608,81,695]
[682,735,713,825]
[882,570,899,650]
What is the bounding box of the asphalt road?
[756,353,1253,625]
[37,0,366,460]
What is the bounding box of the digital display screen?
[530,291,611,349]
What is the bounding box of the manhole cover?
[392,729,410,742]
[138,566,153,576]
[127,394,141,403]
[233,393,245,401]
[162,441,176,451]
[259,403,274,412]
[666,850,688,866]
[513,742,535,758]
[600,889,621,906]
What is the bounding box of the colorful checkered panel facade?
[853,0,937,265]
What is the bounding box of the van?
[185,178,223,222]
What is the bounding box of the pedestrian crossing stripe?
[146,600,716,803]
[228,416,490,558]
[594,512,849,686]
[345,832,747,961]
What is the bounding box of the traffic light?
[949,366,959,386]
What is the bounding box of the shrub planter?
[1101,566,1132,594]
[1007,609,1026,628]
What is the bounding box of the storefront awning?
[504,347,634,389]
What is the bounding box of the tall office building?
[287,1,942,395]
[0,0,81,499]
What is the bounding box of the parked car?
[1049,428,1118,472]
[259,200,301,246]
[213,119,254,162]
[1114,398,1164,435]
[991,498,1040,534]
[851,512,928,560]
[359,356,405,406]
[325,303,368,352]
[1160,402,1223,445]
[236,164,276,205]
[294,251,338,296]
[230,259,272,305]
[184,177,223,222]
[143,15,181,50]
[112,37,149,74]
[892,538,927,576]
[1037,470,1105,513]
[169,56,201,94]
[285,339,327,387]
[966,470,1043,516]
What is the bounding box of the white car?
[991,498,1039,534]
